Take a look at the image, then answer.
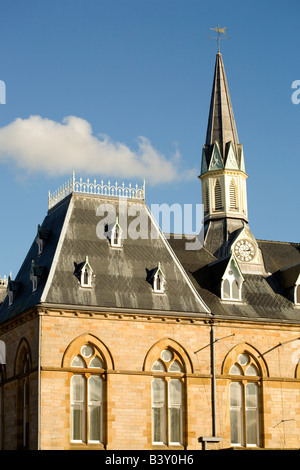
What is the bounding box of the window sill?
[152,444,185,450]
[68,442,105,450]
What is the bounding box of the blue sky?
[0,0,299,278]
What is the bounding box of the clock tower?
[200,51,265,274]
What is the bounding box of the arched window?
[223,279,230,299]
[229,179,238,210]
[214,179,223,211]
[151,349,184,446]
[221,275,242,301]
[15,340,31,450]
[70,344,105,446]
[229,353,260,447]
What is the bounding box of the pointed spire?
[205,52,239,160]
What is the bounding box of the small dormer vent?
[73,256,93,288]
[30,261,46,293]
[146,262,165,294]
[36,225,50,255]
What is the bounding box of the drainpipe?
[210,324,217,437]
[199,321,222,450]
[37,313,41,450]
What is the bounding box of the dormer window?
[154,271,163,293]
[105,217,122,248]
[111,218,122,247]
[146,262,165,294]
[280,263,300,306]
[30,261,45,293]
[73,256,93,288]
[36,225,50,256]
[221,255,244,302]
[6,276,20,307]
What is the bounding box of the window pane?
[246,383,258,408]
[169,408,182,444]
[169,380,182,444]
[81,345,94,358]
[245,383,259,446]
[152,379,166,444]
[169,360,182,372]
[223,279,230,299]
[71,355,86,368]
[152,378,165,405]
[238,354,249,366]
[89,356,103,368]
[245,364,258,376]
[71,405,84,441]
[71,375,85,442]
[232,280,239,299]
[246,409,258,445]
[88,376,102,442]
[230,408,242,445]
[161,349,173,362]
[152,407,166,444]
[296,285,300,304]
[230,382,242,406]
[229,363,243,376]
[71,375,85,402]
[152,360,166,372]
[169,379,182,406]
[89,404,102,442]
[230,382,243,445]
[88,376,102,403]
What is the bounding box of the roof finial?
[207,25,230,53]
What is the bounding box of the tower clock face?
[234,239,256,262]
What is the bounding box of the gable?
[225,142,239,170]
[208,143,224,171]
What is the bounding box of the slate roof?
[0,193,210,324]
[168,235,300,323]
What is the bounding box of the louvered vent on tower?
[214,180,223,210]
[229,179,237,210]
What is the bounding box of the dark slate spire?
[205,52,239,162]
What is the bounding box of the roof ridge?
[257,239,300,246]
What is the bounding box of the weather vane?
[207,25,230,52]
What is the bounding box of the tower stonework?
[200,52,249,260]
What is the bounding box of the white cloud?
[0,115,195,185]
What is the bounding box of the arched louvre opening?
[204,183,209,214]
[229,179,238,210]
[214,179,223,211]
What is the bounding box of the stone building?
[0,51,299,450]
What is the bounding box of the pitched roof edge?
[40,196,74,303]
[145,206,211,314]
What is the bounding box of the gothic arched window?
[70,344,105,445]
[229,353,260,447]
[151,349,184,446]
[15,340,31,450]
